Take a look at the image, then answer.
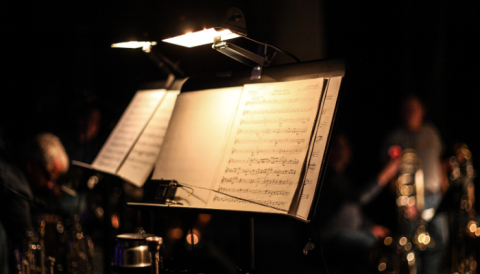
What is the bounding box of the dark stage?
[1,1,479,273]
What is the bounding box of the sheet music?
[207,78,325,213]
[152,87,243,207]
[92,90,167,174]
[117,90,179,187]
[295,77,342,219]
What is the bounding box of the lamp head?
[162,28,240,48]
[111,41,157,52]
[162,7,246,48]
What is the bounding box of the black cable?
[312,221,331,274]
[0,181,46,208]
[177,182,288,212]
[242,36,301,63]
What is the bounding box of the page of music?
[207,78,325,213]
[117,90,179,187]
[92,90,167,174]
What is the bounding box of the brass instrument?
[15,214,94,274]
[449,143,477,274]
[376,149,431,274]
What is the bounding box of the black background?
[1,0,479,272]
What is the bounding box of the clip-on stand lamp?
[162,7,300,80]
[159,7,303,273]
[111,41,185,89]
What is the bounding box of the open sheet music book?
[73,88,180,187]
[150,76,342,221]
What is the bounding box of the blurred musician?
[316,133,400,273]
[381,95,448,274]
[0,133,69,273]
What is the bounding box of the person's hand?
[370,225,390,240]
[377,157,401,187]
[405,205,418,220]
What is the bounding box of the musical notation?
[301,194,310,199]
[96,160,117,169]
[218,187,290,196]
[237,128,307,136]
[234,138,305,145]
[228,157,300,166]
[231,148,304,156]
[225,167,296,175]
[131,150,158,157]
[212,195,287,207]
[245,98,312,106]
[208,79,325,212]
[220,176,294,186]
[239,118,310,126]
[242,107,313,116]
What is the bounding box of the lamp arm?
[144,48,185,78]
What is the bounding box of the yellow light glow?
[384,237,393,246]
[470,223,477,233]
[423,235,431,245]
[163,28,240,48]
[111,41,157,50]
[399,237,407,246]
[418,234,425,244]
[407,252,415,262]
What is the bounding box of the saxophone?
[449,143,477,274]
[376,149,430,274]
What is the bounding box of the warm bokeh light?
[163,28,240,48]
[111,41,157,51]
[378,262,386,271]
[169,228,184,240]
[384,237,392,246]
[186,233,199,245]
[399,237,407,246]
[198,213,211,224]
[407,252,415,262]
[111,213,120,229]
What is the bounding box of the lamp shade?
[162,28,239,48]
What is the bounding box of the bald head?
[21,133,69,190]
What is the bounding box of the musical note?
[239,118,310,126]
[220,176,294,186]
[234,138,305,145]
[231,148,304,156]
[218,187,290,196]
[245,98,312,106]
[212,195,287,207]
[237,128,308,136]
[228,157,300,166]
[225,167,296,175]
[242,107,313,116]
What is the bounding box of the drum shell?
[113,233,154,268]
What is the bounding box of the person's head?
[77,105,102,144]
[401,95,425,132]
[328,133,352,172]
[21,133,69,192]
